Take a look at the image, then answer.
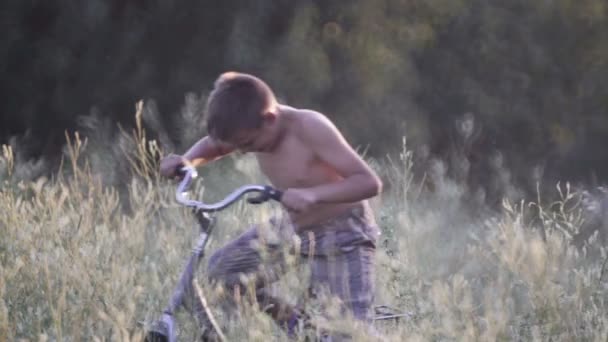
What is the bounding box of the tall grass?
[1,111,607,341]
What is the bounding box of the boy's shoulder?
[282,106,338,139]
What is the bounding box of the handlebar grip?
[265,186,283,201]
[247,186,283,204]
[176,164,197,179]
[175,167,186,178]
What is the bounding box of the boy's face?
[225,113,281,153]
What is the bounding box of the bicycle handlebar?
[175,165,283,212]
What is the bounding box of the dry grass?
[1,117,608,341]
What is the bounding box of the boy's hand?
[160,154,186,178]
[281,188,318,213]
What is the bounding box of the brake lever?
[247,186,283,204]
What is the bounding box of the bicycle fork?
[146,210,214,342]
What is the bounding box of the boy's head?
[205,72,278,145]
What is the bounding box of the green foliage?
[2,0,608,195]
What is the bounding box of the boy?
[160,72,382,339]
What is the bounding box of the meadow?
[1,112,607,341]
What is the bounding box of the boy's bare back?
[252,105,380,227]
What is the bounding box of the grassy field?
[1,123,607,341]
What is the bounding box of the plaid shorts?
[206,202,379,321]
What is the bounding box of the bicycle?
[144,165,282,341]
[144,165,410,341]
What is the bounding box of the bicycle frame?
[145,166,410,341]
[145,166,282,342]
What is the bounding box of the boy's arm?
[160,136,234,178]
[296,111,382,204]
[182,136,235,167]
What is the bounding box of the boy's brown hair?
[205,72,277,141]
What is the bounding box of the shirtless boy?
[160,72,382,338]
